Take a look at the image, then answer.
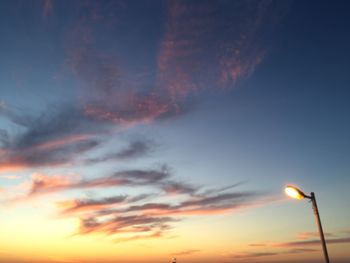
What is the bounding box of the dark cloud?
[160,181,198,195]
[0,105,111,172]
[201,181,247,196]
[50,177,260,240]
[181,192,254,207]
[58,194,153,215]
[82,139,154,165]
[58,195,128,215]
[0,129,9,147]
[93,191,256,218]
[10,106,105,150]
[0,138,101,173]
[79,215,177,237]
[54,189,259,242]
[0,102,163,172]
[28,166,170,196]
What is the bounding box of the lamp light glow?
[285,185,305,200]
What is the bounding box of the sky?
[0,0,350,263]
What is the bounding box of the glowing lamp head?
[285,185,305,200]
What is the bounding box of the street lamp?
[285,185,330,263]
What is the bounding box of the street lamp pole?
[285,186,330,263]
[310,192,330,263]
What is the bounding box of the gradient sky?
[0,1,350,263]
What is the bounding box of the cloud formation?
[237,232,350,260]
[275,237,350,247]
[52,183,259,242]
[82,139,154,165]
[230,248,318,259]
[0,104,158,173]
[1,0,291,246]
[28,166,170,196]
[172,249,201,256]
[156,0,290,100]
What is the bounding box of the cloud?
[78,215,177,237]
[54,187,261,241]
[0,137,101,173]
[93,191,257,219]
[230,248,318,260]
[0,105,110,172]
[160,181,198,195]
[113,230,165,243]
[57,195,128,215]
[28,166,170,196]
[0,129,9,147]
[57,194,152,215]
[82,139,154,165]
[172,249,201,256]
[274,237,350,247]
[232,252,279,259]
[248,243,267,247]
[0,102,160,172]
[156,0,291,100]
[238,234,350,260]
[1,1,292,246]
[297,231,334,240]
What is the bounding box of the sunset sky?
[0,1,350,263]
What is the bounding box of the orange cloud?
[33,134,93,151]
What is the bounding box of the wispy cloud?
[230,248,318,260]
[238,232,350,260]
[53,184,261,241]
[274,237,350,247]
[82,139,154,165]
[28,166,170,196]
[172,249,201,256]
[57,194,152,215]
[156,0,290,100]
[0,104,160,173]
[160,181,198,196]
[297,231,334,240]
[78,214,176,237]
[1,0,292,246]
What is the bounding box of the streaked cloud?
[156,0,290,100]
[53,184,259,241]
[230,248,318,260]
[0,0,292,248]
[28,166,170,196]
[57,194,152,215]
[82,139,154,165]
[172,249,201,256]
[297,231,334,240]
[274,237,350,247]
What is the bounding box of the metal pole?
[310,192,330,263]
